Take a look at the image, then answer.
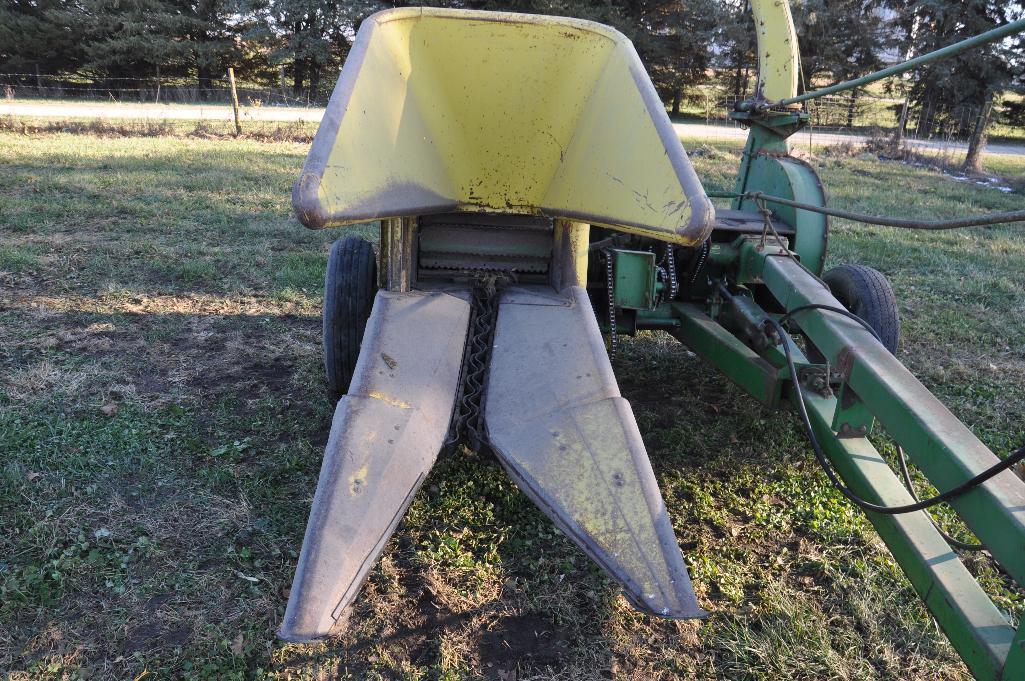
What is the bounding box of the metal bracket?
[797,363,833,398]
[729,109,809,139]
[610,249,658,311]
[383,217,416,292]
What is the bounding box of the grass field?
[1,129,1024,680]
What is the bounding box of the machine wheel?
[822,263,900,354]
[323,235,377,400]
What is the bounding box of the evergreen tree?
[715,0,757,100]
[789,0,891,128]
[38,0,242,91]
[243,0,378,101]
[71,0,194,79]
[0,0,83,76]
[628,0,720,115]
[182,0,244,93]
[886,0,1021,169]
[791,0,889,87]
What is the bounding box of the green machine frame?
[595,2,1025,678]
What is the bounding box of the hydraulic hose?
[763,314,1025,515]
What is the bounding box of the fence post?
[891,98,909,153]
[228,67,242,136]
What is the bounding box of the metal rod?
[776,17,1025,107]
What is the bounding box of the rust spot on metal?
[835,345,856,381]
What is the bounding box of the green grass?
[1,129,1023,680]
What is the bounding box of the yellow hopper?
[293,7,713,244]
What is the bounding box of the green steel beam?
[1005,626,1025,679]
[669,302,780,407]
[738,236,1025,591]
[663,269,1021,679]
[800,389,1016,680]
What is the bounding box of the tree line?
[1,1,1023,153]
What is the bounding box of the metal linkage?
[446,274,509,453]
[653,250,675,306]
[687,240,710,286]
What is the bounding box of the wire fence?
[676,85,1016,166]
[0,72,325,108]
[3,71,1021,166]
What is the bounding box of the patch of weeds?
[0,114,318,144]
[275,251,326,294]
[712,578,876,680]
[164,257,220,286]
[0,244,43,273]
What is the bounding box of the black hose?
[778,304,883,344]
[763,315,1025,515]
[896,445,987,551]
[744,191,1025,231]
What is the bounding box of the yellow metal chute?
[293,8,714,245]
[749,0,800,104]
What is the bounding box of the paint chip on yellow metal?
[293,8,714,246]
[750,0,800,104]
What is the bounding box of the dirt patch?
[477,614,572,675]
[9,292,316,318]
[1,291,321,408]
[122,622,192,654]
[185,355,296,396]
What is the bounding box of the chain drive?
[603,248,618,360]
[445,273,511,453]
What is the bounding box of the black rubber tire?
[323,236,377,400]
[822,263,900,354]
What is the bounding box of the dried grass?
[0,114,315,143]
